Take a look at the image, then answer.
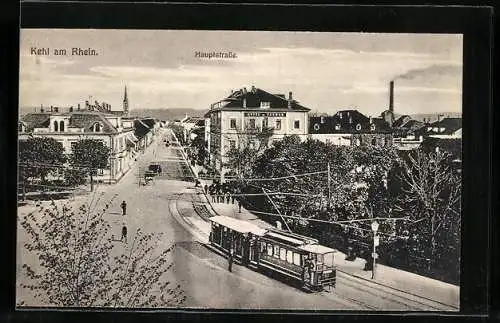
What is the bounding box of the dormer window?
[53,120,59,132]
[260,101,270,108]
[335,124,340,131]
[320,116,325,124]
[93,123,102,132]
[356,124,362,131]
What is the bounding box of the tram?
[208,215,337,291]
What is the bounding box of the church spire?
[123,85,129,116]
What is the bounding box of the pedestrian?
[204,184,208,194]
[226,193,230,204]
[238,200,242,213]
[121,225,128,243]
[228,247,234,272]
[218,189,223,203]
[231,194,235,204]
[211,189,216,203]
[121,200,127,216]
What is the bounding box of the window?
[286,250,293,263]
[313,123,320,131]
[280,248,287,261]
[248,119,256,129]
[260,101,270,108]
[59,121,65,132]
[273,245,280,258]
[275,120,282,130]
[70,142,77,152]
[53,121,58,132]
[294,120,300,129]
[293,253,301,266]
[93,123,102,132]
[267,243,273,256]
[230,119,237,129]
[262,117,268,128]
[261,242,266,253]
[335,124,341,131]
[356,123,362,131]
[229,140,236,150]
[320,116,325,124]
[370,124,376,131]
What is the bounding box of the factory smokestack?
[389,80,394,113]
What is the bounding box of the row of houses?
[18,87,160,183]
[181,83,462,174]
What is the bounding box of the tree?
[224,124,274,178]
[18,137,66,185]
[18,194,186,307]
[395,148,461,271]
[70,139,111,191]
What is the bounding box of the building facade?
[206,86,310,172]
[19,109,137,183]
[309,110,393,147]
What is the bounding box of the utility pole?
[327,162,331,208]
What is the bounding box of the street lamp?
[371,220,380,280]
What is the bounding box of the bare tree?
[396,148,461,264]
[18,193,185,308]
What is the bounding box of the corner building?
[206,86,310,173]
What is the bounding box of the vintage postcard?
[17,29,462,311]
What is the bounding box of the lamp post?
[371,220,379,280]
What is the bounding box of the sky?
[19,29,463,116]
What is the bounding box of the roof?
[21,111,119,133]
[210,216,267,236]
[209,87,310,112]
[134,119,151,139]
[393,115,412,128]
[309,112,392,134]
[20,113,51,131]
[141,118,156,129]
[298,244,336,254]
[68,112,118,133]
[428,117,462,135]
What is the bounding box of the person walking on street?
[231,194,236,204]
[226,192,230,204]
[238,200,242,213]
[204,184,208,194]
[228,247,234,272]
[121,225,128,243]
[121,201,127,216]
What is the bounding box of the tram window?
[261,242,266,253]
[317,254,324,264]
[267,243,273,256]
[286,250,293,263]
[323,252,334,267]
[280,248,287,260]
[293,253,301,266]
[274,245,280,258]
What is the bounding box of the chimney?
[243,98,247,108]
[40,107,44,113]
[251,85,256,93]
[369,116,372,124]
[288,91,293,109]
[69,106,73,112]
[243,87,247,94]
[389,80,394,113]
[77,103,81,111]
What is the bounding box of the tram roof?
[210,216,267,236]
[298,244,337,254]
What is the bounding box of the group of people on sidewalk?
[203,181,242,213]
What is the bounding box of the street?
[16,128,366,310]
